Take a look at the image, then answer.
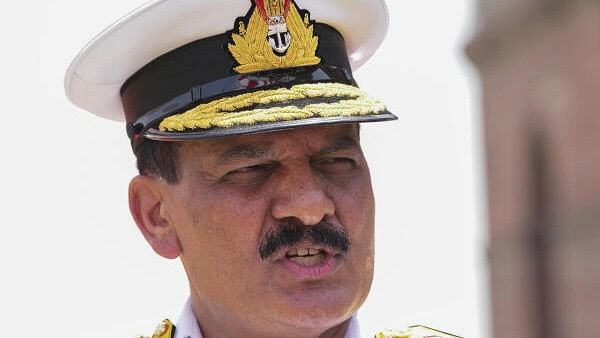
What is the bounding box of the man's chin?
[268,285,362,331]
[267,308,354,337]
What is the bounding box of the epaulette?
[134,319,175,338]
[375,325,463,338]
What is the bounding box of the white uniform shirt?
[174,298,361,338]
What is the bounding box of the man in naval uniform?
[65,0,460,337]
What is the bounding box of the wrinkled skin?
[129,124,375,338]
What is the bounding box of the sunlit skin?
[129,124,375,338]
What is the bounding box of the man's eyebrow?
[318,136,360,154]
[217,145,272,164]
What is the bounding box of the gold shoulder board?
[134,319,174,338]
[376,325,463,338]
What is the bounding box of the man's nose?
[270,164,335,225]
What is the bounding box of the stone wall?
[466,1,600,338]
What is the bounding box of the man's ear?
[128,175,181,259]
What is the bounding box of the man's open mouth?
[277,245,338,279]
[285,248,327,266]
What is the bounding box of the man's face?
[159,124,375,335]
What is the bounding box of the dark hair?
[133,139,180,184]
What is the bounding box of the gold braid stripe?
[158,83,386,132]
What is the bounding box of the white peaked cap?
[65,0,389,122]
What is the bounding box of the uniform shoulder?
[134,319,175,338]
[375,325,463,338]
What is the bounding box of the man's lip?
[278,252,339,280]
[266,242,343,264]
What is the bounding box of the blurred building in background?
[466,1,600,338]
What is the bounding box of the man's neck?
[198,319,351,338]
[191,297,353,338]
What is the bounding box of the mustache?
[258,219,352,261]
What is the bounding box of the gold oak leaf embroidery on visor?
[158,83,387,132]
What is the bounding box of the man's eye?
[314,157,357,172]
[233,165,269,174]
[223,163,277,182]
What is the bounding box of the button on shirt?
[174,298,362,338]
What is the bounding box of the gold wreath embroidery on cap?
[228,0,321,74]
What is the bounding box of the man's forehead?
[181,124,361,161]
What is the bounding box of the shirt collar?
[173,298,203,338]
[174,297,361,338]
